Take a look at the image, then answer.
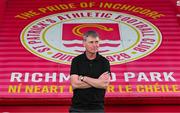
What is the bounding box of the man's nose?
[93,42,98,46]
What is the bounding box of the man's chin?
[90,51,97,54]
[88,50,98,54]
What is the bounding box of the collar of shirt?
[82,52,100,62]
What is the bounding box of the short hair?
[83,30,99,41]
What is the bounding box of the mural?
[0,0,180,102]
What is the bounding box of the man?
[69,30,111,113]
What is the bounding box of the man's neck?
[85,51,97,60]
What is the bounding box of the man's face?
[83,36,100,54]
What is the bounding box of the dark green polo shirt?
[70,52,110,110]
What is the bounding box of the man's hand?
[99,71,110,80]
[98,71,110,89]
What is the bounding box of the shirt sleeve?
[104,59,111,75]
[70,58,78,75]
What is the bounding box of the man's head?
[83,30,100,54]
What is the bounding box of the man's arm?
[83,71,110,89]
[70,58,92,90]
[70,72,110,90]
[70,74,92,90]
